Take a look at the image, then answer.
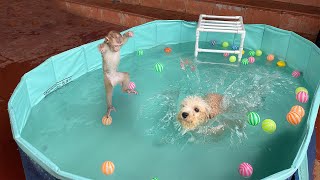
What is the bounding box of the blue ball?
[210,40,216,46]
[232,45,239,50]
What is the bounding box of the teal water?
[22,42,312,179]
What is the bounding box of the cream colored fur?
[177,93,223,131]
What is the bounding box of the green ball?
[248,50,255,56]
[262,119,276,134]
[247,112,260,126]
[295,87,308,94]
[137,50,143,56]
[155,63,164,72]
[229,55,236,63]
[241,58,249,65]
[222,42,229,48]
[151,178,159,180]
[256,50,262,56]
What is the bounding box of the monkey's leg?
[104,76,116,116]
[120,72,138,94]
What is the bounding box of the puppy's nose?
[182,112,189,118]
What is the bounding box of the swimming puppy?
[177,93,224,132]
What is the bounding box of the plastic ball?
[102,115,112,126]
[137,50,143,56]
[239,162,253,178]
[255,50,262,56]
[295,87,308,94]
[101,161,115,175]
[286,111,302,125]
[296,91,309,103]
[241,58,249,65]
[248,50,255,56]
[229,56,237,63]
[151,178,159,180]
[164,47,172,54]
[222,42,229,48]
[267,54,274,61]
[277,60,286,67]
[128,82,136,90]
[247,112,260,126]
[210,40,216,46]
[232,45,239,50]
[223,53,229,57]
[242,50,245,55]
[292,70,301,78]
[291,105,305,117]
[155,63,164,72]
[248,56,255,64]
[262,119,276,134]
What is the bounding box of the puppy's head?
[177,96,211,131]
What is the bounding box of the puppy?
[177,93,224,132]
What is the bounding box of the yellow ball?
[222,42,229,48]
[101,161,115,175]
[256,50,262,56]
[261,119,276,134]
[229,55,237,63]
[242,50,245,55]
[295,87,308,95]
[102,115,112,126]
[277,60,286,67]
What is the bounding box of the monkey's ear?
[105,37,109,43]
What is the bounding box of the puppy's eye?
[194,107,199,112]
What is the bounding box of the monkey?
[98,30,138,117]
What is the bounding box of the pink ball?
[239,162,253,178]
[128,82,136,90]
[223,53,229,57]
[296,91,309,103]
[248,56,255,63]
[292,70,301,78]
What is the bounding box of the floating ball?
[241,58,249,65]
[247,112,260,126]
[239,162,253,178]
[267,54,274,61]
[102,115,112,126]
[242,50,245,55]
[262,119,276,134]
[248,56,255,64]
[291,105,305,117]
[229,56,237,63]
[222,41,229,48]
[210,40,216,46]
[137,50,143,56]
[232,45,239,50]
[286,111,302,125]
[255,50,262,56]
[164,47,172,54]
[101,161,115,175]
[295,87,308,95]
[248,50,255,56]
[223,53,229,57]
[296,91,309,103]
[128,82,136,90]
[277,60,286,67]
[151,178,159,180]
[155,63,164,72]
[292,70,301,78]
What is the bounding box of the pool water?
[21,42,312,179]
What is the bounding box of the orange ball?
[101,161,115,175]
[164,47,172,54]
[102,115,112,126]
[267,54,274,61]
[286,111,302,125]
[290,105,305,117]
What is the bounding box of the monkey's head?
[105,31,123,52]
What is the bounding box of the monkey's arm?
[121,31,134,45]
[98,43,108,53]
